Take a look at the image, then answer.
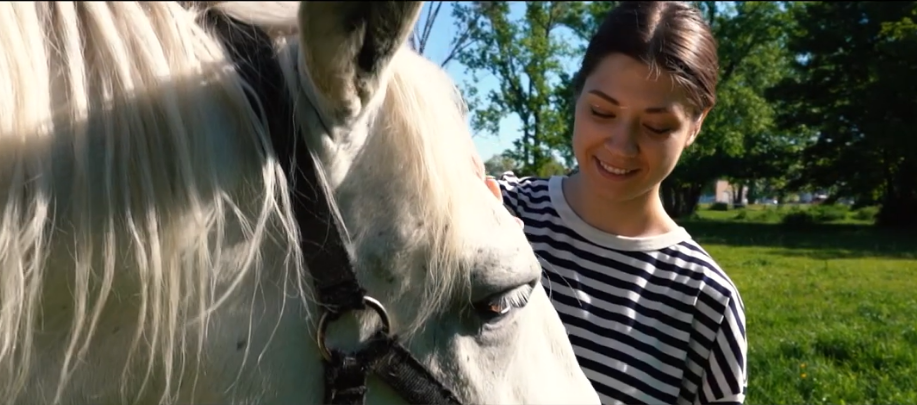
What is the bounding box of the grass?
[679,205,917,405]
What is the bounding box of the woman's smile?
[593,156,639,180]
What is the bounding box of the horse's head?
[0,2,598,404]
[289,2,599,403]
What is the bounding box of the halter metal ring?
[317,295,392,362]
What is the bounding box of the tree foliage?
[483,154,519,177]
[411,2,478,67]
[673,1,801,213]
[769,1,917,228]
[452,2,577,174]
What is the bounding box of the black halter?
[205,11,463,405]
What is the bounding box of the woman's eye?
[645,125,671,134]
[590,106,614,119]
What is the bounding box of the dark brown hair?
[573,1,719,116]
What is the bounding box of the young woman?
[479,2,747,404]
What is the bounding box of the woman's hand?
[470,139,523,228]
[470,139,498,200]
[485,176,502,202]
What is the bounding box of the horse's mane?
[0,2,472,404]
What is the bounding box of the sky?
[413,2,525,161]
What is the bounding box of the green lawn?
[680,206,917,405]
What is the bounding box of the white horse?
[0,2,600,404]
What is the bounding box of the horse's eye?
[474,301,512,318]
[471,284,533,324]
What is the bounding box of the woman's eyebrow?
[587,89,675,114]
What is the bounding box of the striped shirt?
[497,173,747,405]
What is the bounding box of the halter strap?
[204,8,365,314]
[202,8,461,405]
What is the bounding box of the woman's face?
[572,53,708,205]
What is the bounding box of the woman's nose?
[603,121,639,158]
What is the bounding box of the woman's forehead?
[585,54,693,117]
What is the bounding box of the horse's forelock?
[372,49,479,333]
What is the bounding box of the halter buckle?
[317,295,392,362]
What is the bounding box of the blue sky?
[414,2,525,161]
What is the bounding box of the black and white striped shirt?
[497,174,747,405]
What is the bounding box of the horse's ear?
[298,1,422,123]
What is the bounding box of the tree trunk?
[747,181,759,204]
[661,180,704,219]
[732,184,746,207]
[876,196,917,229]
[876,170,917,229]
[872,156,917,229]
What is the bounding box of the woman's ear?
[685,107,711,147]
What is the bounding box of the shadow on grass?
[677,219,917,260]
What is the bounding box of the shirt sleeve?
[695,295,748,405]
[493,171,523,217]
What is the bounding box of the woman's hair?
[573,1,719,116]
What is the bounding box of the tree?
[768,1,917,228]
[658,1,797,217]
[535,156,568,177]
[483,154,519,177]
[451,2,577,175]
[410,2,479,67]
